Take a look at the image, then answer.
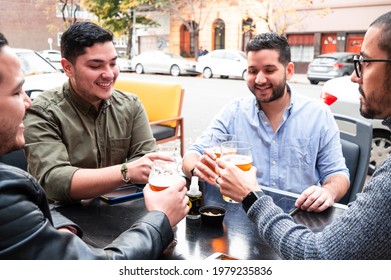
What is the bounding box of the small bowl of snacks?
[199,205,226,226]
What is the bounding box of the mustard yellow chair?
[115,78,185,156]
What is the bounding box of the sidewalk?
[290,73,309,84]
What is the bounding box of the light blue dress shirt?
[186,86,349,194]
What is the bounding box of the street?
[118,72,323,149]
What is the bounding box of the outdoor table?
[56,183,347,260]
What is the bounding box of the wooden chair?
[115,78,185,156]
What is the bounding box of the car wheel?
[309,80,319,85]
[170,65,180,76]
[135,64,144,74]
[203,67,213,79]
[368,129,391,175]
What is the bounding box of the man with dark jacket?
[0,32,189,259]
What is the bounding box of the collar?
[64,80,111,115]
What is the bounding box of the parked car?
[131,50,198,76]
[307,52,357,85]
[196,49,248,80]
[38,49,63,72]
[116,57,132,72]
[321,76,391,175]
[15,48,67,100]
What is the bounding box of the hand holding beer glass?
[148,160,181,192]
[220,141,253,202]
[204,133,236,180]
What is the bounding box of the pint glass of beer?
[148,160,180,191]
[206,133,236,173]
[220,141,253,202]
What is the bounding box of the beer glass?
[157,144,182,170]
[220,141,253,202]
[148,160,181,191]
[206,133,236,172]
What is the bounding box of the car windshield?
[166,52,183,60]
[16,51,57,75]
[238,52,246,59]
[313,57,337,64]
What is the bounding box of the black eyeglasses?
[353,54,391,78]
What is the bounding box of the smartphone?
[274,197,299,216]
[100,185,144,203]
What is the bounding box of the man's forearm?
[323,173,350,202]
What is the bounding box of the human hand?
[126,153,175,184]
[192,148,219,185]
[295,185,334,212]
[143,176,189,227]
[215,159,260,202]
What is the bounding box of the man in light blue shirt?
[183,33,349,212]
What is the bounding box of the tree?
[81,0,160,57]
[252,0,329,35]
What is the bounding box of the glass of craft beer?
[157,144,182,171]
[206,133,236,172]
[220,141,253,202]
[148,160,181,191]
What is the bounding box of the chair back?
[114,78,185,156]
[114,79,184,128]
[334,114,372,204]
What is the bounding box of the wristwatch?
[242,191,265,213]
[121,162,131,184]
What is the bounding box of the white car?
[321,76,391,175]
[117,57,132,72]
[38,49,63,72]
[14,48,67,100]
[196,49,248,80]
[131,50,198,76]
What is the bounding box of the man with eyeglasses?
[216,11,391,259]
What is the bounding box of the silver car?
[307,52,357,85]
[196,49,248,80]
[131,50,198,76]
[321,76,391,175]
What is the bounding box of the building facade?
[1,0,390,73]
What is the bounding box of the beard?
[359,77,391,119]
[249,76,286,104]
[0,130,22,155]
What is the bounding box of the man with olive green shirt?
[24,22,169,203]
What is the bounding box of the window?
[213,19,225,50]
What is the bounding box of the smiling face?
[246,49,294,104]
[62,41,119,109]
[351,26,391,120]
[0,46,32,155]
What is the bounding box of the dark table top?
[56,183,347,260]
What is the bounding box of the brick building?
[1,0,390,73]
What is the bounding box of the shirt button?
[272,140,276,144]
[272,182,276,186]
[272,160,276,165]
[264,121,268,125]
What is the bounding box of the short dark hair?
[0,33,8,49]
[0,33,9,83]
[370,11,391,60]
[60,22,114,64]
[245,33,291,66]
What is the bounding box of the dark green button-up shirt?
[24,80,156,202]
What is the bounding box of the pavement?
[290,73,309,84]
